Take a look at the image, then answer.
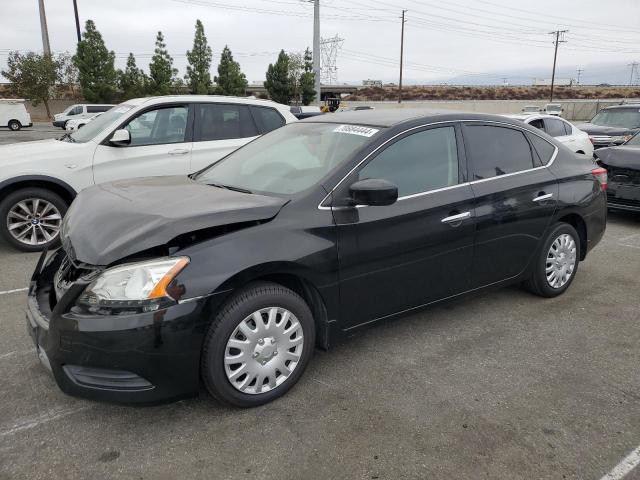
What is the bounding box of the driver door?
[93,104,192,185]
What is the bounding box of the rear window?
[544,118,567,137]
[528,133,556,166]
[464,125,534,180]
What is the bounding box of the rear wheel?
[0,188,67,252]
[201,281,315,407]
[524,223,580,298]
[8,120,21,131]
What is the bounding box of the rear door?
[334,124,476,329]
[190,103,260,173]
[462,123,559,287]
[93,103,192,184]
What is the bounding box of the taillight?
[592,167,608,191]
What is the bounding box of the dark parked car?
[26,110,607,407]
[289,106,324,120]
[595,132,640,212]
[576,104,640,149]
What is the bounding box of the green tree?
[185,19,212,94]
[117,53,147,100]
[73,20,117,103]
[148,31,177,95]
[300,47,316,105]
[2,51,59,119]
[214,45,248,96]
[56,52,79,98]
[265,50,291,104]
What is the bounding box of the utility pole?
[313,0,321,106]
[628,62,639,86]
[37,0,51,56]
[576,68,583,86]
[72,0,82,43]
[549,29,567,102]
[398,9,407,103]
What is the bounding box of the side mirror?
[349,179,398,206]
[109,129,131,146]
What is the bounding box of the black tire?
[8,120,21,131]
[201,281,315,407]
[524,223,581,298]
[0,188,68,252]
[62,121,68,130]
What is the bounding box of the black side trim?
[0,175,77,200]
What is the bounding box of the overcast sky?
[1,0,639,85]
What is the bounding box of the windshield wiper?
[208,183,253,194]
[58,132,76,143]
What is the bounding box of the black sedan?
[595,132,640,212]
[26,110,607,407]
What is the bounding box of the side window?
[123,105,188,146]
[563,121,572,135]
[358,126,459,197]
[544,118,567,137]
[195,104,258,141]
[251,106,286,133]
[527,133,556,166]
[528,119,544,130]
[465,125,534,180]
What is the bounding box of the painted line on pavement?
[600,445,640,480]
[0,287,28,296]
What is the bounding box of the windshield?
[625,133,640,146]
[67,104,134,143]
[591,108,640,128]
[194,122,380,195]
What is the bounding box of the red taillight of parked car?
[591,167,608,191]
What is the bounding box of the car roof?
[300,108,539,128]
[504,113,568,122]
[602,104,640,110]
[128,95,290,111]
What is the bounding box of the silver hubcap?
[546,233,577,289]
[224,307,304,395]
[7,198,62,246]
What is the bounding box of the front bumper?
[52,120,65,128]
[25,249,216,405]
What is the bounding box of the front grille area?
[53,254,102,304]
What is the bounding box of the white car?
[0,95,297,251]
[52,103,115,129]
[542,103,563,117]
[505,114,593,157]
[65,112,102,131]
[0,99,32,131]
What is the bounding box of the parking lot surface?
[0,127,639,480]
[0,123,61,145]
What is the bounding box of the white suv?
[0,95,296,251]
[52,104,115,129]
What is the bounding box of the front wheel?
[0,188,67,252]
[201,282,315,407]
[8,120,21,131]
[524,223,580,298]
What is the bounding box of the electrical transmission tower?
[628,62,639,86]
[320,35,344,85]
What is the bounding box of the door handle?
[168,149,189,155]
[441,211,472,224]
[533,193,553,202]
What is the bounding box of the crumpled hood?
[575,123,637,136]
[595,146,640,170]
[62,175,288,265]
